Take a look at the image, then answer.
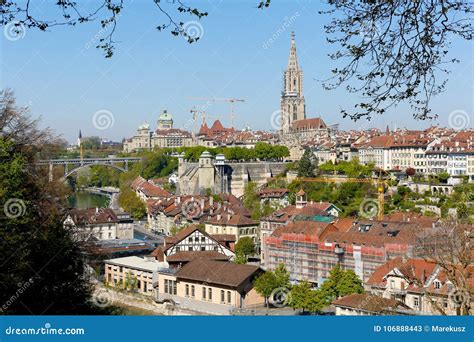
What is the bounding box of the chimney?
[200,198,205,211]
[217,214,221,220]
[95,207,99,214]
[175,196,181,205]
[209,196,214,206]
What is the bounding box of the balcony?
[389,288,407,296]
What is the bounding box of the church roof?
[291,118,327,130]
[210,120,225,131]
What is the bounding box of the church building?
[279,33,329,141]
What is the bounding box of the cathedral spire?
[280,32,306,134]
[287,31,299,70]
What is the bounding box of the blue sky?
[1,0,472,143]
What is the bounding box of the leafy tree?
[235,237,256,259]
[318,264,364,306]
[253,264,291,308]
[0,90,93,314]
[289,280,323,314]
[253,271,277,308]
[235,252,247,265]
[456,202,469,221]
[242,182,262,220]
[438,172,450,184]
[138,150,178,180]
[118,188,146,220]
[274,263,291,289]
[80,136,102,150]
[337,270,364,298]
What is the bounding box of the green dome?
[159,109,173,121]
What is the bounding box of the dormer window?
[434,280,441,289]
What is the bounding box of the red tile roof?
[291,118,327,130]
[68,208,118,225]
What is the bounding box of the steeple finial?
[287,32,298,70]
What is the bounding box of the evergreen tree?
[297,149,316,178]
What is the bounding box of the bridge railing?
[36,157,141,165]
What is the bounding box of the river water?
[68,191,110,209]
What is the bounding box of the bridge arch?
[62,163,126,180]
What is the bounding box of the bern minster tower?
[281,32,306,134]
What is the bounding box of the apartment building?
[265,217,435,286]
[64,208,133,241]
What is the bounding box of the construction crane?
[295,176,387,220]
[189,106,221,124]
[188,97,245,127]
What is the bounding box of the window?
[227,291,231,304]
[221,290,225,303]
[165,279,177,295]
[191,285,195,297]
[413,297,419,307]
[176,246,180,252]
[202,287,206,300]
[194,236,199,242]
[201,246,206,251]
[188,237,193,242]
[185,284,189,296]
[188,246,192,251]
[434,281,441,289]
[201,236,205,242]
[208,288,212,300]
